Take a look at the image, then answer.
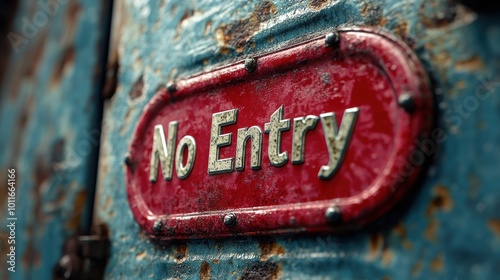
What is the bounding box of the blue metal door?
[1,0,500,279]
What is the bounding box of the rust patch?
[488,219,500,238]
[102,54,120,99]
[424,219,439,241]
[456,56,485,71]
[426,185,453,216]
[24,31,48,78]
[173,243,188,263]
[430,254,444,272]
[200,261,212,280]
[259,240,285,261]
[129,75,144,100]
[420,2,457,28]
[392,20,409,38]
[66,1,82,24]
[51,46,75,86]
[309,0,331,11]
[215,1,277,53]
[239,262,281,280]
[368,233,383,259]
[34,156,51,221]
[9,95,34,164]
[393,221,407,239]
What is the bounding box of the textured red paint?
[126,28,433,240]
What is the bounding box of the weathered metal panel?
[0,0,112,279]
[95,0,500,279]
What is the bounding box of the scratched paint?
[92,0,500,279]
[0,0,111,279]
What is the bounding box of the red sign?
[126,28,433,240]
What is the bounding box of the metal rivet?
[244,58,257,72]
[153,219,163,234]
[398,93,416,113]
[124,153,133,166]
[223,213,237,227]
[166,81,176,93]
[325,206,342,224]
[325,31,340,47]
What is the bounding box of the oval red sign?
[126,28,433,240]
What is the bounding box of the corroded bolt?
[223,213,237,227]
[325,31,340,47]
[244,58,257,72]
[325,206,342,224]
[398,93,416,114]
[153,219,163,234]
[166,81,176,93]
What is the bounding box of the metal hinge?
[53,225,110,280]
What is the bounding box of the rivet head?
[153,219,163,234]
[223,213,237,227]
[325,206,342,224]
[398,93,416,113]
[124,153,132,166]
[166,81,176,93]
[325,31,340,47]
[244,58,257,72]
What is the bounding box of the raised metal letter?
[175,136,196,179]
[235,126,263,171]
[208,109,238,175]
[318,108,359,180]
[264,105,291,167]
[292,115,319,164]
[149,122,177,183]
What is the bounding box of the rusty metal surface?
[0,0,112,279]
[95,0,500,279]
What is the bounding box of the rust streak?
[200,261,212,280]
[309,0,331,11]
[430,254,444,272]
[456,56,485,71]
[488,219,500,238]
[65,189,87,231]
[129,75,144,100]
[426,185,453,216]
[51,46,75,87]
[173,243,188,263]
[215,1,277,53]
[259,240,285,261]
